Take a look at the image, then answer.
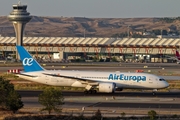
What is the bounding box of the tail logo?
[23,58,33,66]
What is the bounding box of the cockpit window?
[159,78,165,81]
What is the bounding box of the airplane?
[175,50,180,64]
[10,46,169,94]
[164,50,180,63]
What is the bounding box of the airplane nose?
[165,82,169,88]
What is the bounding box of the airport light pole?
[84,29,86,38]
[127,25,130,38]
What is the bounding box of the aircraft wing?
[42,73,100,84]
[18,73,38,78]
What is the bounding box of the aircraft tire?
[84,90,88,94]
[89,90,93,94]
[84,90,97,94]
[92,90,97,94]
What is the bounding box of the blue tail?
[16,46,44,72]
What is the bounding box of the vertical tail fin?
[16,46,44,72]
[176,50,180,60]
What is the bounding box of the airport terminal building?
[0,37,180,63]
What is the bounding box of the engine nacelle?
[98,82,116,93]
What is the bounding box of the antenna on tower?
[18,0,21,5]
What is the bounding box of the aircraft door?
[149,76,153,84]
[45,75,50,84]
[149,76,157,87]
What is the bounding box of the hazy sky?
[1,0,180,18]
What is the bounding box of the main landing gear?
[84,90,97,94]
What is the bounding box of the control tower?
[8,1,32,59]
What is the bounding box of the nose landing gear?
[152,89,157,96]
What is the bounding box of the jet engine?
[98,82,116,93]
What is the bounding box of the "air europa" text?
[108,74,146,82]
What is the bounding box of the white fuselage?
[17,70,169,90]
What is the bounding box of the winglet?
[16,46,44,72]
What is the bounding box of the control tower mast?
[8,1,32,60]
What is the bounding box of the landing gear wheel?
[84,90,97,94]
[84,90,88,94]
[92,90,97,94]
[89,90,93,94]
[152,92,156,96]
